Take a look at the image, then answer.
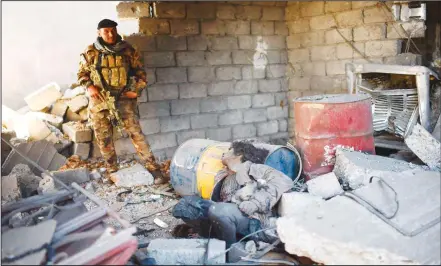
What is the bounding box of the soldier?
[77,19,166,184]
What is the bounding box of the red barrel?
[294,94,375,180]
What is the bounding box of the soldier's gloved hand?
[124,91,138,99]
[239,201,258,216]
[87,85,102,101]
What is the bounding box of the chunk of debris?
[85,182,95,193]
[38,173,57,194]
[24,82,62,111]
[2,105,19,131]
[333,148,426,190]
[24,112,52,141]
[89,169,102,180]
[62,86,86,99]
[50,99,68,117]
[62,122,92,143]
[432,115,441,142]
[277,192,325,217]
[147,238,226,265]
[65,108,84,122]
[79,108,88,121]
[245,240,257,254]
[52,167,90,187]
[29,112,64,128]
[153,218,168,228]
[109,163,154,187]
[1,129,16,164]
[405,123,441,171]
[1,173,21,201]
[9,164,41,198]
[72,142,90,160]
[67,95,88,113]
[277,170,440,265]
[306,172,343,199]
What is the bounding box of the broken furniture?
[346,62,440,150]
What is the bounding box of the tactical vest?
[94,52,130,90]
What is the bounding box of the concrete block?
[139,102,170,118]
[354,24,386,41]
[171,20,200,36]
[177,130,206,145]
[117,2,151,19]
[325,28,352,44]
[310,15,337,30]
[188,67,216,83]
[232,50,254,65]
[311,46,337,61]
[67,96,88,113]
[274,92,287,106]
[285,3,301,20]
[266,65,286,78]
[257,120,278,136]
[335,9,363,27]
[262,6,284,21]
[24,82,62,111]
[114,138,136,155]
[176,52,206,67]
[387,21,425,39]
[364,6,393,24]
[352,1,377,9]
[310,75,344,91]
[208,81,235,96]
[125,35,156,52]
[267,106,286,119]
[191,114,218,129]
[336,43,365,59]
[326,60,352,76]
[275,22,288,36]
[225,21,250,35]
[72,143,90,160]
[251,21,274,35]
[227,95,252,109]
[252,94,275,107]
[217,5,236,20]
[144,52,175,67]
[278,192,325,217]
[233,124,257,139]
[206,51,231,65]
[139,18,170,36]
[259,80,281,93]
[138,89,148,103]
[51,100,68,117]
[288,49,310,64]
[325,1,351,13]
[383,53,422,66]
[287,19,310,34]
[147,239,226,265]
[160,116,191,133]
[235,6,262,20]
[52,167,90,187]
[242,66,265,80]
[29,112,64,128]
[306,172,343,199]
[296,32,326,48]
[188,36,209,51]
[156,36,187,51]
[300,2,324,17]
[207,127,232,142]
[23,113,52,141]
[405,123,441,171]
[216,67,241,81]
[333,148,426,190]
[147,84,179,101]
[201,97,228,113]
[300,62,327,76]
[140,118,161,135]
[238,36,256,50]
[286,36,301,49]
[155,2,186,18]
[209,37,238,50]
[201,20,226,35]
[365,40,401,57]
[110,163,153,187]
[62,122,92,143]
[219,110,243,126]
[235,80,258,95]
[179,84,207,99]
[278,119,288,132]
[262,36,286,50]
[171,99,200,115]
[187,3,216,19]
[1,173,21,201]
[149,133,177,151]
[244,109,267,123]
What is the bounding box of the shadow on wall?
[1,1,138,110]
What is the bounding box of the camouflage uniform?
[77,38,160,173]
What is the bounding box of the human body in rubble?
[77,19,166,184]
[172,141,293,253]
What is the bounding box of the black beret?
[97,19,118,29]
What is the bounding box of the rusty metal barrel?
[293,94,376,180]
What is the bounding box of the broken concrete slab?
[277,192,325,218]
[24,113,52,141]
[24,82,62,112]
[9,164,41,198]
[277,170,440,265]
[333,148,427,190]
[50,99,69,117]
[67,95,88,113]
[432,115,441,142]
[109,163,154,187]
[29,112,64,128]
[62,86,86,99]
[1,174,21,201]
[306,172,343,199]
[72,142,90,160]
[147,238,226,265]
[1,219,57,265]
[2,140,67,176]
[38,173,57,194]
[405,123,441,171]
[52,167,90,187]
[62,122,92,143]
[89,169,102,180]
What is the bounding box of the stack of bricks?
[116,1,290,160]
[285,1,424,140]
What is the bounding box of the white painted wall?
[1,1,138,110]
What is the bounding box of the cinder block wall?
[114,1,289,160]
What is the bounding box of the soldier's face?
[98,27,118,45]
